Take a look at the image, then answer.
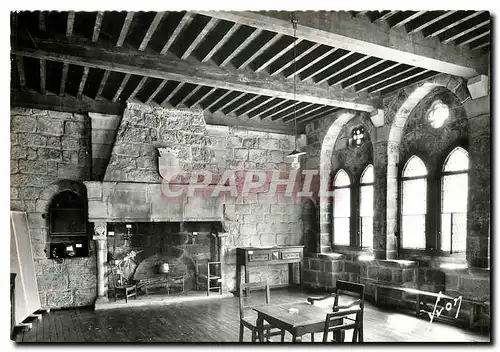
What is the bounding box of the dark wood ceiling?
[10,10,490,132]
[351,10,491,51]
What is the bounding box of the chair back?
[238,281,270,318]
[322,308,362,342]
[334,280,365,311]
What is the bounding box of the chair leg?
[358,326,363,342]
[239,323,244,342]
[310,333,314,342]
[251,329,257,342]
[281,330,285,342]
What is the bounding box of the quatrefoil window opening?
[351,126,365,147]
[427,100,450,128]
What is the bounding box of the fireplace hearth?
[107,222,221,294]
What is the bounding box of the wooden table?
[254,302,341,342]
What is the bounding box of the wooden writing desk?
[236,246,304,296]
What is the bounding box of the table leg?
[256,314,264,342]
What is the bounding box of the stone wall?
[10,108,96,308]
[302,254,489,325]
[89,113,120,181]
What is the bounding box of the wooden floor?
[15,288,490,343]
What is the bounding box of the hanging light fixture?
[286,12,305,169]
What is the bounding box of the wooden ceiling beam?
[146,79,167,104]
[271,42,321,77]
[301,51,355,82]
[59,62,69,96]
[285,105,331,123]
[196,10,485,78]
[12,90,124,115]
[254,39,301,73]
[390,11,427,28]
[39,59,46,94]
[205,90,232,111]
[357,65,415,92]
[201,22,240,63]
[205,110,296,135]
[285,47,336,79]
[368,68,429,93]
[238,33,283,70]
[317,55,371,85]
[177,85,202,107]
[374,11,400,23]
[96,70,110,100]
[219,29,262,67]
[117,12,134,47]
[406,11,456,33]
[237,96,273,116]
[139,12,165,51]
[295,106,338,124]
[333,58,385,86]
[224,94,259,115]
[424,11,485,38]
[112,73,131,102]
[342,62,400,90]
[250,99,286,119]
[189,87,216,108]
[66,11,75,37]
[92,12,104,42]
[161,12,194,55]
[161,82,184,106]
[181,18,219,60]
[472,42,490,51]
[128,76,148,100]
[77,66,90,99]
[38,11,46,31]
[456,30,490,47]
[15,55,26,91]
[274,103,316,121]
[212,91,245,114]
[441,19,490,44]
[263,100,300,120]
[13,38,376,111]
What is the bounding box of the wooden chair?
[239,281,285,342]
[322,307,363,343]
[307,280,365,342]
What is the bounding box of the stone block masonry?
[10,107,96,309]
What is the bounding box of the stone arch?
[379,76,470,260]
[37,179,88,214]
[318,110,356,253]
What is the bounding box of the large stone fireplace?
[84,100,306,306]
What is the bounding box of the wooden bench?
[373,283,488,329]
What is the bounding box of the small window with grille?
[401,156,427,249]
[360,165,374,249]
[333,169,351,246]
[441,147,469,253]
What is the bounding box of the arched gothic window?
[333,169,351,246]
[360,165,374,248]
[401,156,427,249]
[441,147,469,253]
